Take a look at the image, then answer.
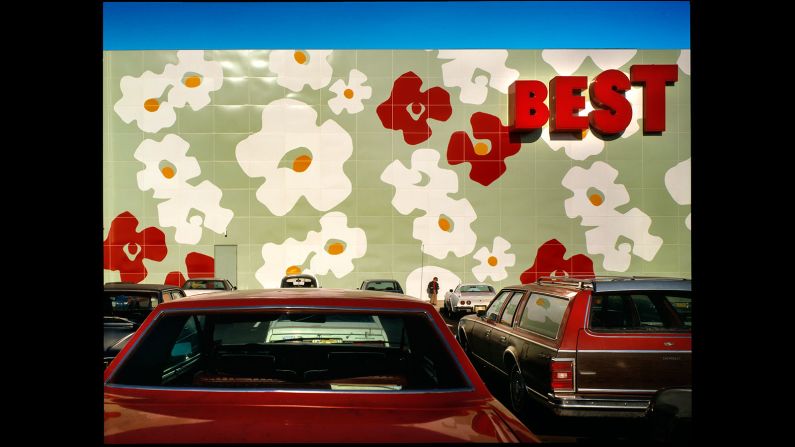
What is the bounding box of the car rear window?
[518,293,568,338]
[108,310,469,392]
[104,291,159,316]
[460,285,494,293]
[589,292,691,332]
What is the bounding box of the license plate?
[474,305,486,312]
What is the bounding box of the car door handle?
[484,329,492,336]
[499,336,507,343]
[537,353,552,359]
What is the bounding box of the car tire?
[509,363,529,415]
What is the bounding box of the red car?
[104,288,539,443]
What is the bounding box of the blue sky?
[104,1,690,50]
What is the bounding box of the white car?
[182,278,236,297]
[443,283,496,316]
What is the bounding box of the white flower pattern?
[235,98,353,216]
[113,71,176,133]
[406,266,461,302]
[163,50,225,110]
[269,50,334,92]
[664,158,691,230]
[472,237,516,282]
[328,69,372,115]
[437,50,520,105]
[255,212,367,287]
[562,161,663,271]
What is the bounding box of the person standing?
[427,277,440,307]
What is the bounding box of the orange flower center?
[143,98,160,112]
[286,265,302,275]
[344,88,354,99]
[294,51,308,64]
[487,256,498,266]
[589,194,604,206]
[326,243,345,255]
[292,155,313,172]
[438,217,452,232]
[161,166,175,179]
[474,142,490,156]
[183,75,202,88]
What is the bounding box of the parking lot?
[437,307,652,444]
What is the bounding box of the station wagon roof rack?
[534,275,691,292]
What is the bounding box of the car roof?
[503,276,691,294]
[154,288,430,311]
[104,283,182,292]
[184,278,226,282]
[362,279,399,283]
[283,274,317,279]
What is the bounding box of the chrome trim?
[551,357,576,393]
[481,324,557,351]
[558,350,576,353]
[104,384,476,394]
[105,304,474,391]
[524,386,650,411]
[578,388,658,393]
[583,328,691,339]
[552,357,576,362]
[556,399,649,410]
[577,350,691,354]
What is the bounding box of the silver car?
[443,283,496,316]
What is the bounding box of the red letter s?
[589,69,632,135]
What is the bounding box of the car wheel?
[509,363,528,414]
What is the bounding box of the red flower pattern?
[165,252,215,286]
[376,71,452,145]
[520,239,595,284]
[104,211,167,283]
[447,112,522,186]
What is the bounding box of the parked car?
[182,278,236,296]
[104,289,539,443]
[444,283,496,317]
[358,279,404,294]
[456,276,691,420]
[280,274,319,288]
[104,283,186,368]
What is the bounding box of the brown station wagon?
[455,276,691,419]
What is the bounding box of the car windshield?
[107,310,469,392]
[104,291,159,323]
[460,285,494,293]
[184,280,225,290]
[363,281,400,292]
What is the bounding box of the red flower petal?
[377,71,452,145]
[186,252,214,278]
[520,239,595,284]
[103,211,168,284]
[447,112,522,186]
[165,271,186,287]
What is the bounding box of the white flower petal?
[113,71,176,133]
[269,50,333,92]
[563,162,662,271]
[413,197,477,260]
[156,180,234,245]
[235,99,353,216]
[134,135,201,199]
[437,50,519,105]
[380,149,460,215]
[163,50,225,111]
[541,50,637,76]
[677,50,691,75]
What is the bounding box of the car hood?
[104,389,538,443]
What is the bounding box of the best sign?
[509,64,678,134]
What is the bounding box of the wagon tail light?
[551,359,575,392]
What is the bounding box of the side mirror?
[487,313,499,323]
[233,286,237,290]
[476,309,486,318]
